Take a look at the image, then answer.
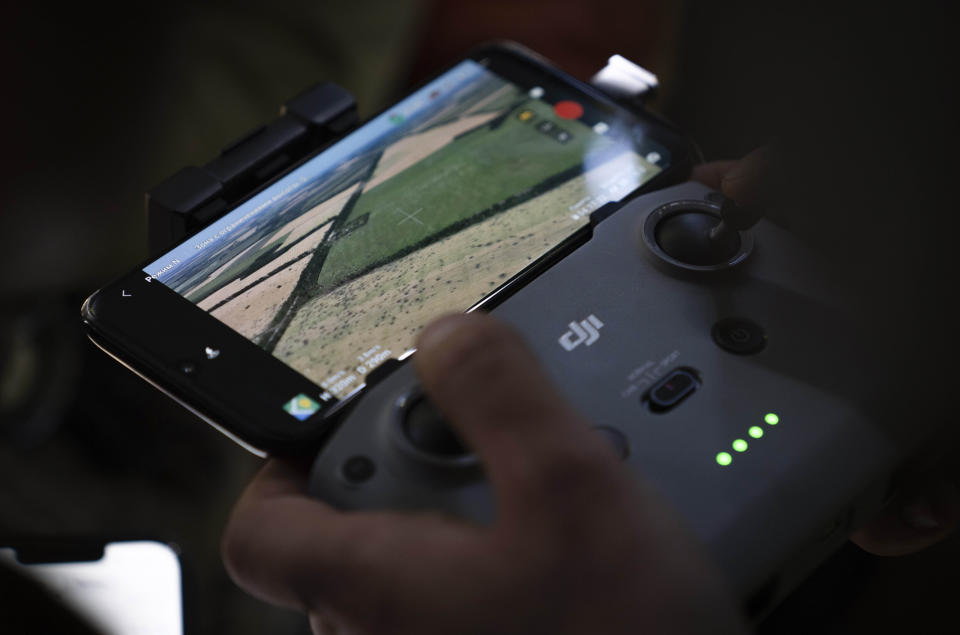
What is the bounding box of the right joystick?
[644,195,760,271]
[710,198,763,244]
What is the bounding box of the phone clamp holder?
[590,54,659,105]
[146,82,358,258]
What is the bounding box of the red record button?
[554,100,584,120]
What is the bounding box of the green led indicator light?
[716,417,779,466]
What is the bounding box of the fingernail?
[901,497,941,530]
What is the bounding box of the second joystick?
[642,194,759,271]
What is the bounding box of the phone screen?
[0,541,183,635]
[142,57,669,403]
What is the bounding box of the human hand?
[693,149,960,557]
[223,313,748,634]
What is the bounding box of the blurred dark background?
[1,1,958,633]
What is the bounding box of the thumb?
[850,476,959,556]
[413,313,618,523]
[718,146,774,209]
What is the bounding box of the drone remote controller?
[307,181,900,614]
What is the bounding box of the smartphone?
[1,538,184,635]
[82,42,695,454]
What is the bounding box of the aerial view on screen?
[147,60,662,399]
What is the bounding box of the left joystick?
[402,396,470,459]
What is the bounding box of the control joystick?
[392,394,478,470]
[710,198,764,243]
[401,396,469,459]
[644,196,761,271]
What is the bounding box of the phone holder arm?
[146,82,358,258]
[590,54,659,105]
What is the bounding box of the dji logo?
[558,315,604,351]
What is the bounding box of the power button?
[712,317,767,354]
